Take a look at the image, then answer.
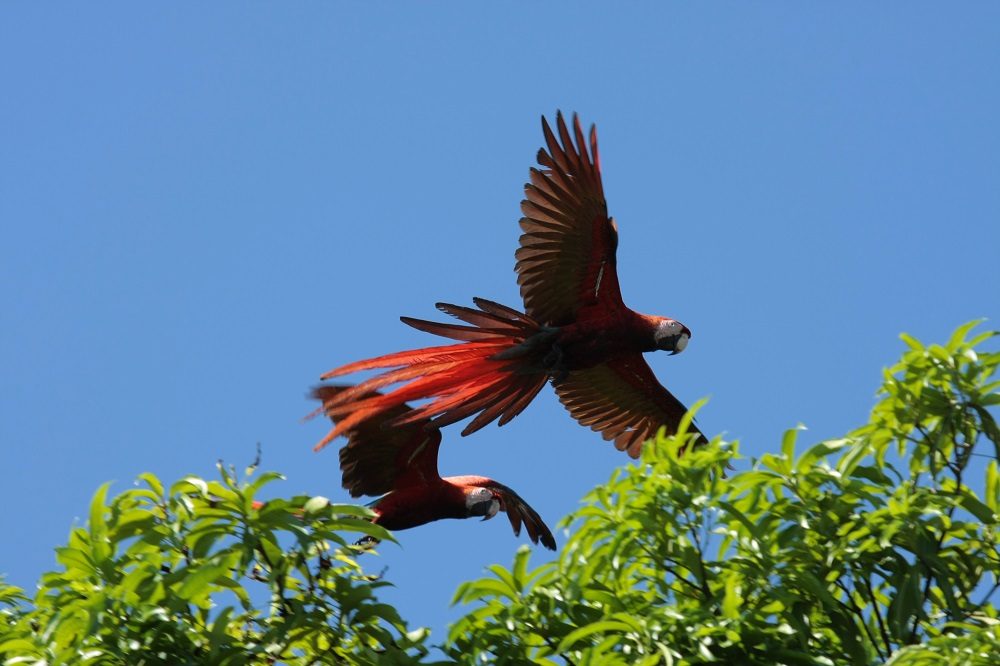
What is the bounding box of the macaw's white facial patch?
[654,319,689,353]
[658,320,682,337]
[466,487,493,509]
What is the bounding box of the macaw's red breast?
[547,309,665,371]
[370,482,469,532]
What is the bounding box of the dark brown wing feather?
[468,479,556,550]
[312,385,443,497]
[553,355,704,459]
[516,111,623,326]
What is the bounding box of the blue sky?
[3,3,999,645]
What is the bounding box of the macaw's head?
[465,487,500,521]
[654,318,691,355]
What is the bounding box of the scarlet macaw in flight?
[314,385,556,550]
[314,112,702,458]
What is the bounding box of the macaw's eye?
[465,488,491,509]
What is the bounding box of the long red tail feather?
[320,340,509,379]
[313,300,548,451]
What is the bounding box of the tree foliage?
[446,322,1000,665]
[0,466,437,665]
[2,322,999,665]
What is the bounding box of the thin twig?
[835,578,887,661]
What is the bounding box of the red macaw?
[314,112,703,458]
[314,385,556,550]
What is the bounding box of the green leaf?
[850,464,892,486]
[176,475,209,496]
[720,573,743,619]
[303,495,330,514]
[557,620,634,651]
[247,470,285,496]
[900,332,924,351]
[888,565,924,641]
[207,606,235,653]
[55,546,95,576]
[987,461,999,513]
[109,509,157,541]
[782,426,803,462]
[454,577,520,603]
[88,482,112,563]
[959,492,996,523]
[795,438,851,474]
[177,563,229,600]
[88,482,110,534]
[326,503,378,519]
[511,545,532,592]
[717,501,764,541]
[137,472,165,499]
[945,319,985,352]
[0,639,41,657]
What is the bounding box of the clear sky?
[3,2,999,646]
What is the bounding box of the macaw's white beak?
[670,332,689,355]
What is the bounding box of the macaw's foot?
[542,343,571,384]
[542,342,564,369]
[353,535,381,552]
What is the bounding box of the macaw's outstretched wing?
[554,355,704,459]
[516,111,624,327]
[311,385,443,498]
[468,478,556,551]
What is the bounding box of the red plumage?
[315,385,555,550]
[314,112,704,458]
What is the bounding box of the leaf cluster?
[446,323,1000,665]
[0,464,435,665]
[2,322,998,665]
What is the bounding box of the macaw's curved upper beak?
[469,498,501,521]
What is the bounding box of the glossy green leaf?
[557,620,634,651]
[303,495,330,514]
